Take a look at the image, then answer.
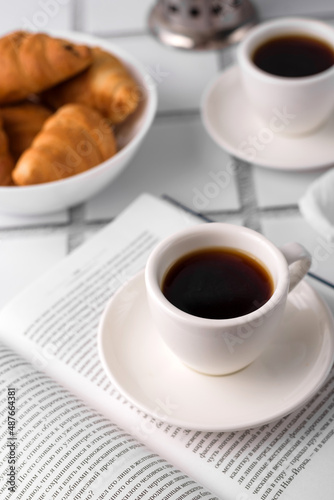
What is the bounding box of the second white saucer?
[201,65,334,171]
[98,271,334,431]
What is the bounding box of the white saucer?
[98,271,334,431]
[201,65,334,171]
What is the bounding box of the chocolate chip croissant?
[12,104,117,185]
[0,31,93,104]
[43,47,140,123]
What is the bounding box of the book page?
[151,368,334,500]
[0,344,218,500]
[0,194,334,499]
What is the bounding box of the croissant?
[12,104,117,186]
[0,117,15,186]
[0,31,92,104]
[43,47,140,123]
[0,102,52,161]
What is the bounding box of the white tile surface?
[81,0,152,34]
[85,116,240,221]
[253,167,322,208]
[106,35,219,113]
[253,0,334,19]
[83,226,104,243]
[0,210,69,229]
[80,0,334,34]
[0,0,73,34]
[262,214,334,283]
[208,214,244,225]
[307,276,334,317]
[0,231,68,309]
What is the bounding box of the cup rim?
[237,17,334,85]
[145,223,289,328]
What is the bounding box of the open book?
[1,194,334,500]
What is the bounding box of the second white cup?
[237,17,334,135]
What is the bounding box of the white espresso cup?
[145,224,311,376]
[236,18,334,135]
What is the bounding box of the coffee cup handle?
[279,243,312,293]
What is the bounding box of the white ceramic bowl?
[0,31,157,215]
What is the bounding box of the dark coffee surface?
[252,35,334,77]
[162,248,273,320]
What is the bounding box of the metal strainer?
[148,0,257,50]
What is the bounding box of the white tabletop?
[1,0,334,309]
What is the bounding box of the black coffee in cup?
[162,247,273,320]
[252,34,334,77]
